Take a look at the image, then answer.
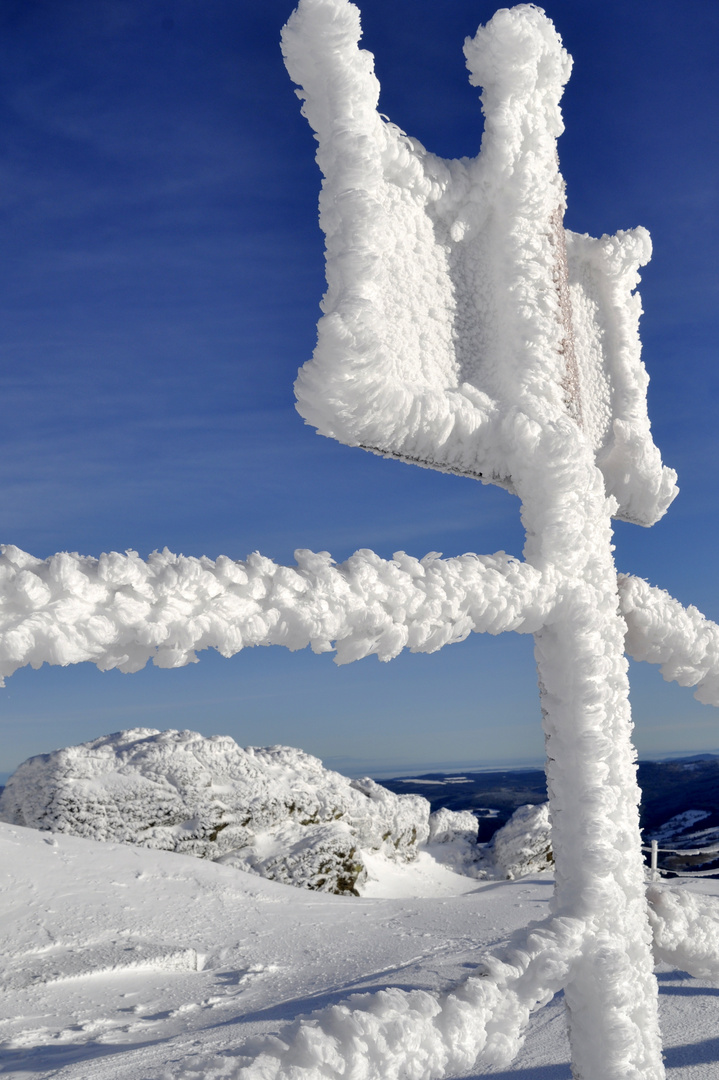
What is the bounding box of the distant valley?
[379,754,719,867]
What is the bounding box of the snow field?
[3,823,719,1080]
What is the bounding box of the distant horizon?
[2,741,718,787]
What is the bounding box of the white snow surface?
[282,0,677,526]
[3,821,719,1080]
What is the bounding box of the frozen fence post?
[282,2,677,1077]
[651,838,659,882]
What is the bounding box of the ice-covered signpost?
[5,2,719,1079]
[281,2,675,1078]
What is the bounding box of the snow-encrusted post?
[520,436,663,1077]
[282,2,677,1077]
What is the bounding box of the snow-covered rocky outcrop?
[428,801,552,881]
[0,729,560,892]
[0,728,435,895]
[424,806,488,878]
[0,729,497,895]
[489,803,553,879]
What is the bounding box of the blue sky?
[1,0,718,776]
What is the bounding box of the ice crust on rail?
[619,574,719,706]
[0,544,555,683]
[282,0,677,526]
[6,541,719,705]
[647,884,719,981]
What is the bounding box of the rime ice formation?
[0,729,433,895]
[283,0,676,527]
[0,543,555,683]
[5,544,719,713]
[620,574,719,706]
[279,2,680,1077]
[647,884,719,980]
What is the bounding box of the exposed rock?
[0,728,429,896]
[489,803,553,879]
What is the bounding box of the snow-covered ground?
[2,821,719,1079]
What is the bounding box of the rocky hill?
[0,729,559,892]
[0,729,438,895]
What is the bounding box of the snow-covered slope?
[2,822,719,1080]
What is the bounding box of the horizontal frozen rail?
[648,867,719,879]
[643,839,719,880]
[4,548,719,700]
[618,573,719,706]
[0,545,555,684]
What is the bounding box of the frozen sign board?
[284,2,677,527]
